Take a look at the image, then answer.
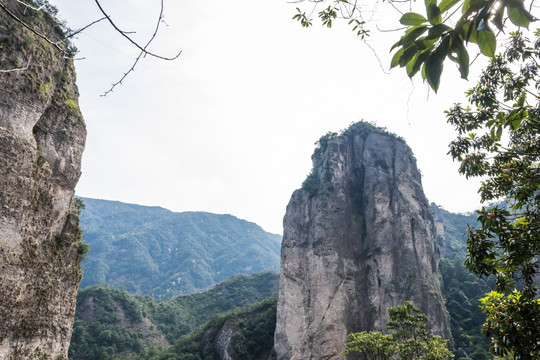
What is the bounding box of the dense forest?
[69,201,499,360]
[69,272,279,359]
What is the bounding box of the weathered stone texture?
[275,123,450,360]
[0,1,86,358]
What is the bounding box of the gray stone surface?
[0,2,86,358]
[275,124,450,360]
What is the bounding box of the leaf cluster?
[292,0,370,38]
[343,301,453,360]
[391,0,536,91]
[439,257,494,359]
[480,291,540,358]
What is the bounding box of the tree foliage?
[69,272,279,359]
[439,257,494,359]
[446,30,540,358]
[343,301,453,360]
[291,0,536,91]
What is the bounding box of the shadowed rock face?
[275,123,450,360]
[0,2,86,359]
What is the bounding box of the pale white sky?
[50,0,484,234]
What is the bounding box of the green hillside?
[138,298,278,360]
[72,198,498,360]
[69,271,279,360]
[78,197,282,299]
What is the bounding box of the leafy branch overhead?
[292,0,536,91]
[391,0,536,91]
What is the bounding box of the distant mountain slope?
[431,203,479,259]
[78,197,282,298]
[69,271,279,360]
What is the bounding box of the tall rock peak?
[0,2,86,359]
[275,122,450,359]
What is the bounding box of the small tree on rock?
[343,301,453,360]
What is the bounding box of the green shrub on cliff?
[344,301,453,360]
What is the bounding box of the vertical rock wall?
[0,1,86,358]
[274,123,450,359]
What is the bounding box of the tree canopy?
[447,29,540,358]
[343,301,453,360]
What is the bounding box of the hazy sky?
[49,0,485,234]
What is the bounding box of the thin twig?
[363,40,391,74]
[65,17,107,39]
[101,0,182,96]
[93,0,181,61]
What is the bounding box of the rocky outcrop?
[275,122,450,359]
[0,2,86,359]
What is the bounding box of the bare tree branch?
[1,0,182,94]
[65,16,107,39]
[93,0,181,61]
[100,0,182,96]
[0,2,68,55]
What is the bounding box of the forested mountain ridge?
[69,271,279,360]
[78,197,282,299]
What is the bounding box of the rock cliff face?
[0,2,86,359]
[275,122,450,359]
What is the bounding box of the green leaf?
[439,0,461,12]
[417,37,437,50]
[400,12,428,26]
[511,118,523,130]
[401,26,429,48]
[453,40,470,79]
[427,24,452,39]
[468,0,488,11]
[493,5,505,31]
[427,4,442,25]
[432,35,450,62]
[517,93,526,107]
[477,28,496,57]
[406,52,420,77]
[407,50,429,78]
[391,38,402,52]
[508,4,532,28]
[391,48,404,68]
[399,45,419,68]
[462,21,478,44]
[496,125,503,140]
[425,54,444,92]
